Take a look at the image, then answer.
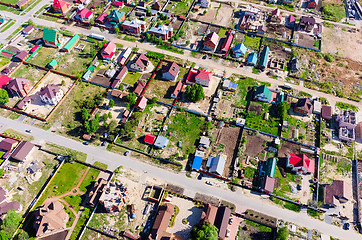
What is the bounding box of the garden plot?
[265,23,292,41]
[237,219,273,240]
[189,1,218,22]
[165,0,192,16]
[215,3,237,28]
[27,45,64,67]
[230,76,261,108]
[245,102,280,136]
[286,110,316,145]
[24,73,74,118]
[0,148,58,214]
[168,196,203,240]
[240,131,273,166]
[294,32,318,50]
[212,126,241,177]
[144,66,188,104]
[10,64,47,85]
[0,55,11,71]
[174,20,205,48]
[243,34,262,52]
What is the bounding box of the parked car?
[344,223,350,230]
[205,181,213,186]
[229,217,233,225]
[226,229,231,237]
[25,129,32,133]
[83,142,89,145]
[124,150,131,156]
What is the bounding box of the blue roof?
[192,156,203,170]
[229,82,238,90]
[247,52,258,65]
[232,43,247,57]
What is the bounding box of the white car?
[226,229,231,237]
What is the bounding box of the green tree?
[81,108,90,122]
[146,33,151,41]
[157,36,163,45]
[109,99,115,108]
[277,102,290,120]
[108,120,117,132]
[0,89,9,105]
[191,222,218,240]
[324,54,334,63]
[186,84,204,102]
[0,231,10,240]
[114,27,120,35]
[1,210,22,235]
[108,112,112,119]
[276,227,289,240]
[89,118,100,133]
[16,231,30,240]
[151,97,157,104]
[186,40,190,45]
[84,120,91,133]
[103,113,108,122]
[0,169,3,178]
[126,92,137,106]
[94,94,103,106]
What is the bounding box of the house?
[87,178,107,207]
[199,0,210,8]
[22,25,34,35]
[207,155,226,176]
[288,15,295,28]
[149,25,173,40]
[294,98,313,115]
[43,28,62,48]
[144,134,156,145]
[135,96,147,111]
[232,42,247,58]
[214,206,231,239]
[52,0,69,14]
[99,182,128,212]
[307,0,322,10]
[171,81,182,99]
[162,62,180,81]
[111,1,124,8]
[13,51,28,62]
[286,153,315,174]
[7,77,32,97]
[199,136,210,149]
[270,8,282,23]
[0,138,18,159]
[46,59,57,69]
[30,44,40,54]
[324,180,351,207]
[192,150,205,170]
[200,203,218,224]
[247,52,258,66]
[101,41,116,61]
[321,105,332,120]
[121,18,146,35]
[265,157,277,178]
[299,16,315,32]
[238,5,261,30]
[258,46,270,69]
[0,74,11,89]
[203,32,219,51]
[110,89,128,100]
[130,53,149,72]
[262,176,275,193]
[221,31,233,53]
[118,48,132,65]
[148,203,175,240]
[0,187,20,218]
[16,0,31,9]
[134,80,146,95]
[11,141,34,162]
[254,85,272,103]
[27,161,41,174]
[256,25,267,35]
[62,34,80,52]
[185,69,212,87]
[39,84,64,105]
[152,2,162,11]
[336,110,357,142]
[154,136,169,149]
[95,13,107,25]
[290,58,300,73]
[75,8,93,22]
[222,80,237,92]
[313,100,321,114]
[107,10,126,24]
[111,66,128,89]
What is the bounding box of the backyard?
[165,0,192,16]
[10,64,47,85]
[245,102,280,136]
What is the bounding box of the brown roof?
[14,51,28,61]
[23,25,34,34]
[33,200,68,237]
[11,141,34,161]
[200,203,218,224]
[0,187,6,203]
[171,81,182,98]
[111,89,129,99]
[162,62,180,78]
[0,201,20,216]
[17,96,31,110]
[148,203,175,240]
[214,206,231,239]
[321,105,332,119]
[123,231,141,240]
[7,77,31,93]
[134,80,146,95]
[115,66,128,80]
[324,180,351,206]
[295,98,313,114]
[0,138,18,151]
[39,84,61,99]
[263,176,275,193]
[133,53,149,69]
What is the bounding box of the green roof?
[43,28,60,42]
[107,10,125,22]
[63,34,80,51]
[259,46,270,68]
[265,157,277,178]
[255,85,272,101]
[48,59,58,68]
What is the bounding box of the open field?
[10,64,47,85]
[165,0,192,16]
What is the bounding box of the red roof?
[144,134,156,144]
[134,80,146,95]
[102,41,116,57]
[112,1,123,7]
[95,12,107,24]
[77,8,93,19]
[195,69,211,82]
[30,45,40,53]
[53,0,67,8]
[0,74,11,88]
[135,96,147,110]
[289,153,314,173]
[221,31,233,52]
[172,81,182,97]
[0,138,18,151]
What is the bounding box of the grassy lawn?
[37,162,88,206]
[10,64,46,84]
[335,101,358,111]
[245,220,272,233]
[27,46,58,66]
[232,76,261,107]
[79,168,100,193]
[0,56,11,70]
[122,35,138,42]
[166,112,204,156]
[273,166,296,197]
[156,44,184,54]
[123,72,142,85]
[2,129,34,141]
[1,0,18,4]
[45,143,87,162]
[0,20,15,33]
[69,208,91,240]
[0,5,21,15]
[243,35,261,51]
[322,3,346,22]
[218,28,228,38]
[245,103,280,135]
[165,1,191,16]
[282,115,306,139]
[93,161,108,169]
[62,194,83,212]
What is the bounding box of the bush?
[324,54,334,63]
[276,227,289,240]
[0,89,9,105]
[185,84,204,102]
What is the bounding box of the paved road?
[0,116,358,240]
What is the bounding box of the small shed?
[313,101,321,114]
[154,136,169,149]
[47,59,58,69]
